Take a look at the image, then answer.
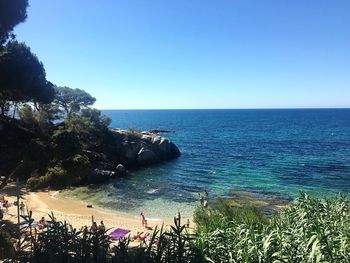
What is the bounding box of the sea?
[63,109,350,218]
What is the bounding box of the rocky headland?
[0,117,181,188]
[86,128,181,183]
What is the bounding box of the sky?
[14,0,350,109]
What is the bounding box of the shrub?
[22,139,52,177]
[53,131,82,160]
[4,194,350,262]
[26,176,40,189]
[195,194,350,263]
[126,128,142,141]
[0,228,14,259]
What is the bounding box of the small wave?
[208,170,217,174]
[146,188,159,194]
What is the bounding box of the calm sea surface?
[64,109,350,218]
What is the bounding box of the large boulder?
[109,129,181,167]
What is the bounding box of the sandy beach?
[1,184,180,238]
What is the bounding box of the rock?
[152,136,162,144]
[109,129,180,167]
[140,134,153,142]
[137,147,159,165]
[223,190,290,217]
[87,169,115,184]
[123,141,141,163]
[116,164,127,175]
[149,129,175,134]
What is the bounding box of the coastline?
[2,185,183,238]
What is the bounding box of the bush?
[11,212,204,263]
[0,228,14,259]
[22,139,52,177]
[26,176,40,189]
[53,131,82,160]
[195,194,350,263]
[18,104,36,128]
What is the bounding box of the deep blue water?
[64,109,350,217]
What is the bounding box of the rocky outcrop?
[84,150,128,184]
[110,129,181,167]
[149,129,175,134]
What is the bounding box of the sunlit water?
[63,109,350,218]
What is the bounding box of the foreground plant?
[195,193,350,263]
[3,194,350,262]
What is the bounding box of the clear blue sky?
[15,0,350,109]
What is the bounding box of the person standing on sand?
[199,194,204,205]
[90,222,98,233]
[98,221,105,232]
[19,201,25,215]
[175,211,180,223]
[140,212,147,227]
[203,200,208,208]
[4,200,9,213]
[81,225,88,235]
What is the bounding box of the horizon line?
[98,107,350,111]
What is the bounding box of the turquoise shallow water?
[63,109,350,218]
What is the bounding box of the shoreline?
[2,185,181,238]
[1,183,289,238]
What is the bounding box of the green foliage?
[23,133,91,189]
[54,86,96,117]
[39,156,90,189]
[64,109,113,151]
[15,211,111,262]
[61,154,90,182]
[0,41,55,105]
[8,211,204,263]
[195,193,350,263]
[194,198,268,234]
[18,104,59,135]
[35,102,63,123]
[26,176,41,189]
[18,104,36,127]
[53,131,82,159]
[0,0,28,44]
[81,108,111,128]
[22,139,52,176]
[0,228,14,259]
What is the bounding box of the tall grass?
[195,193,350,263]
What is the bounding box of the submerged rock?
[223,190,291,216]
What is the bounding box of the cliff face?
[110,129,181,167]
